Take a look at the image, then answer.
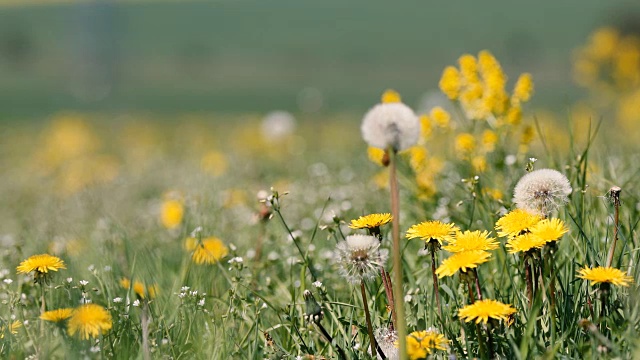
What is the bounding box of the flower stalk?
[606,186,621,268]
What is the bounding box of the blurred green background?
[1,0,640,117]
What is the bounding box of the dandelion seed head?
[513,169,572,216]
[336,234,387,284]
[374,328,399,360]
[361,92,420,152]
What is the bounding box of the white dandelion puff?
[361,102,420,152]
[373,327,399,360]
[513,168,572,217]
[335,234,388,284]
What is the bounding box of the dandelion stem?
[361,281,378,359]
[141,300,151,360]
[381,268,397,330]
[388,149,407,360]
[315,322,348,360]
[606,186,621,268]
[525,255,533,307]
[466,276,487,359]
[547,245,557,345]
[473,269,483,301]
[430,245,442,318]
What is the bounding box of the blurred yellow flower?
[506,106,523,125]
[405,330,448,359]
[419,115,432,140]
[367,146,387,167]
[67,304,112,340]
[0,321,21,338]
[407,146,428,172]
[201,150,228,177]
[161,199,184,230]
[459,54,479,83]
[185,237,229,265]
[439,66,461,100]
[472,155,487,173]
[381,89,402,103]
[41,308,73,323]
[481,130,498,153]
[430,107,451,129]
[513,73,534,103]
[455,133,476,158]
[458,299,516,324]
[577,266,633,287]
[120,278,157,299]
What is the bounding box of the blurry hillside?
[1,0,640,117]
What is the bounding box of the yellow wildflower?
[577,266,633,287]
[41,308,73,323]
[185,237,229,265]
[381,89,401,103]
[481,130,498,153]
[405,330,448,359]
[495,209,543,238]
[458,299,517,324]
[458,54,479,84]
[349,213,393,230]
[17,254,66,282]
[472,156,487,173]
[406,221,459,244]
[67,304,112,340]
[367,146,387,167]
[513,73,534,104]
[419,115,432,140]
[161,199,184,230]
[506,233,547,254]
[455,133,476,158]
[443,230,498,253]
[430,107,451,129]
[435,250,492,278]
[407,146,428,172]
[439,66,461,100]
[0,320,21,338]
[506,106,522,125]
[530,218,569,244]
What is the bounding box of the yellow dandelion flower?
[435,250,492,278]
[530,218,568,244]
[495,209,543,238]
[472,156,487,173]
[505,233,547,254]
[588,27,619,61]
[405,330,448,359]
[17,254,66,275]
[443,230,498,253]
[506,106,523,125]
[458,299,517,324]
[161,199,184,230]
[0,320,22,338]
[367,146,387,167]
[407,146,428,172]
[483,188,503,201]
[455,133,476,157]
[41,308,73,323]
[439,66,461,100]
[120,278,156,299]
[381,89,401,103]
[67,304,112,340]
[430,107,451,129]
[577,266,633,287]
[406,221,459,244]
[349,213,393,230]
[185,236,229,265]
[481,130,498,153]
[201,150,228,177]
[513,73,534,103]
[458,54,479,83]
[420,115,432,140]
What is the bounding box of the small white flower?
[66,277,73,283]
[90,346,100,353]
[190,290,198,296]
[513,168,572,216]
[261,303,268,309]
[404,294,412,303]
[133,300,140,307]
[79,280,89,286]
[162,338,169,345]
[312,281,323,288]
[3,279,12,284]
[10,314,15,320]
[113,297,123,303]
[190,226,203,238]
[228,257,244,264]
[103,266,112,272]
[261,111,296,141]
[198,299,205,306]
[23,320,28,326]
[505,154,517,166]
[178,292,186,299]
[361,101,419,152]
[181,286,190,292]
[87,265,95,272]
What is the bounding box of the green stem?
[361,281,378,358]
[430,246,442,318]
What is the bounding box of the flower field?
[1,26,640,360]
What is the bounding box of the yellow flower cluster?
[495,210,569,254]
[405,330,448,359]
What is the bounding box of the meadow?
[1,24,640,360]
